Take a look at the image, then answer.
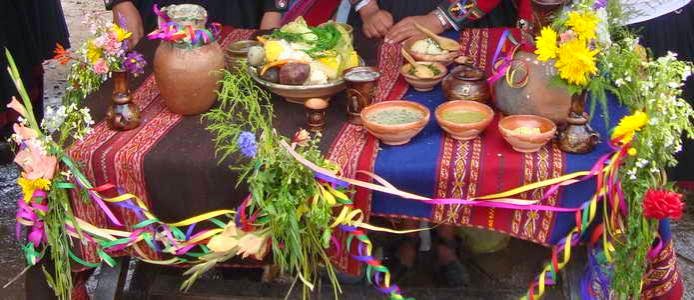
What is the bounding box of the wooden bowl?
[400,62,448,92]
[435,100,494,141]
[498,115,557,153]
[403,36,459,66]
[361,100,430,146]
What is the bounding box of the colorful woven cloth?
[67,27,257,265]
[328,27,628,251]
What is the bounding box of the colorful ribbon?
[147,5,221,47]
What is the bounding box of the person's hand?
[358,1,394,39]
[112,1,144,49]
[260,11,283,30]
[385,14,444,44]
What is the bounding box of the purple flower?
[593,0,607,9]
[123,51,147,76]
[237,131,257,158]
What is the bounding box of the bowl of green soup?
[361,100,430,146]
[435,100,494,141]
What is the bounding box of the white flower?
[648,117,658,125]
[626,168,637,180]
[667,82,681,89]
[635,158,649,168]
[615,78,625,87]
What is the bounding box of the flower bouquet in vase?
[54,14,147,131]
[533,0,609,153]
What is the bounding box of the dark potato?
[260,66,280,83]
[279,62,310,85]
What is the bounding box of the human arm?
[351,0,394,39]
[105,0,144,49]
[260,0,288,29]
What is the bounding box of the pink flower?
[7,97,27,118]
[93,58,109,74]
[14,142,57,180]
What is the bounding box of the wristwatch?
[104,0,131,10]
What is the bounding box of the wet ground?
[0,1,692,299]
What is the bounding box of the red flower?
[53,43,72,65]
[643,189,685,220]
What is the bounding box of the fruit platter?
[246,17,361,103]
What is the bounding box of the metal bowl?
[248,59,364,104]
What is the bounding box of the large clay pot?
[493,51,572,124]
[153,5,224,115]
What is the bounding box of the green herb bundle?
[203,66,343,298]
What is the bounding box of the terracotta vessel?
[493,51,572,124]
[344,66,381,125]
[558,91,600,153]
[400,62,448,92]
[531,0,567,35]
[106,71,140,131]
[499,115,557,153]
[153,4,224,115]
[305,98,329,132]
[435,100,494,141]
[403,36,459,66]
[361,100,430,146]
[442,64,490,102]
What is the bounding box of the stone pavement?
[0,0,691,298]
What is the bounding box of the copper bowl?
[498,115,557,153]
[361,100,430,146]
[436,100,494,141]
[400,62,448,92]
[403,36,459,66]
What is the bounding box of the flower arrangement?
[6,50,96,299]
[534,0,607,94]
[53,14,146,106]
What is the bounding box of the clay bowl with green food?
[400,62,448,92]
[361,100,430,146]
[436,100,494,141]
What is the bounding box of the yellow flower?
[534,27,559,61]
[555,38,598,86]
[111,25,132,42]
[611,111,648,144]
[86,40,102,63]
[627,148,637,156]
[566,11,599,41]
[18,177,51,203]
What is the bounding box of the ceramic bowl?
[361,100,430,146]
[403,36,460,66]
[498,115,557,153]
[435,100,494,141]
[400,62,448,92]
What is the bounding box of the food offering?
[498,115,557,153]
[247,17,361,103]
[435,100,494,141]
[403,36,460,65]
[360,100,430,146]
